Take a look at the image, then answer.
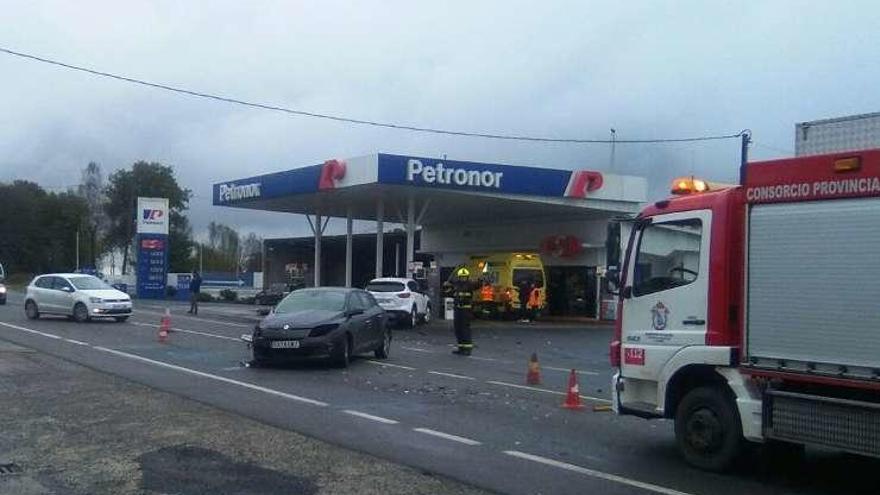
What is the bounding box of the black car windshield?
[69,276,112,290]
[366,281,405,292]
[275,289,347,313]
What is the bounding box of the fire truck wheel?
[675,386,744,472]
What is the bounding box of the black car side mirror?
[346,308,364,318]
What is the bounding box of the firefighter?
[451,266,476,355]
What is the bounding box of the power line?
[1,46,748,145]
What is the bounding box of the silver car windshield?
[69,276,112,291]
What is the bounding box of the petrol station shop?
[213,153,646,319]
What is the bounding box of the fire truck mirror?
[606,221,621,267]
[604,268,621,296]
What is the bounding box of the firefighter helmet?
[455,266,471,278]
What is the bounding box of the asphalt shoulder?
[0,339,489,495]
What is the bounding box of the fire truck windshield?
[632,219,702,297]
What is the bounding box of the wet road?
[0,294,875,495]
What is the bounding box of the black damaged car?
[249,287,390,368]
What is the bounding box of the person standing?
[188,270,202,315]
[517,277,533,322]
[451,266,476,355]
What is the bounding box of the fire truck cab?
[608,150,880,471]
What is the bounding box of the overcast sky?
[2,1,879,239]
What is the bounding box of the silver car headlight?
[0,286,6,293]
[89,297,103,303]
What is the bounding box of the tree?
[77,162,106,267]
[202,221,240,272]
[240,232,263,273]
[104,161,192,274]
[0,181,89,274]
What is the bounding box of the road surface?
[0,294,874,495]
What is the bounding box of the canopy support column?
[306,214,329,287]
[406,196,415,278]
[375,200,384,278]
[345,208,353,287]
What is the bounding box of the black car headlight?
[309,323,339,337]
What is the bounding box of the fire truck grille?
[764,389,880,457]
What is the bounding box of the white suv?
[25,273,132,323]
[366,278,430,328]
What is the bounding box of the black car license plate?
[271,340,301,349]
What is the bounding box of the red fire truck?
[607,149,880,471]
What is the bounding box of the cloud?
[1,0,879,238]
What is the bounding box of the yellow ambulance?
[466,253,546,318]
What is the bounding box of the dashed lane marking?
[503,450,693,495]
[365,360,416,370]
[131,321,241,342]
[413,428,481,446]
[486,380,612,403]
[400,346,433,353]
[544,366,601,376]
[428,370,475,380]
[343,410,399,424]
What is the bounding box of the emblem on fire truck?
[651,302,670,330]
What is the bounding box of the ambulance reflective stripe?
[407,159,503,188]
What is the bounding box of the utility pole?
[199,243,204,273]
[609,128,617,171]
[739,130,752,185]
[75,230,80,271]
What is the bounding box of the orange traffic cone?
[526,352,542,385]
[158,308,171,343]
[561,369,584,410]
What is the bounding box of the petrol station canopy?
[213,153,647,286]
[213,153,646,225]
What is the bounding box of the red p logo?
[319,159,347,190]
[564,170,604,198]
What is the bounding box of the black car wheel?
[25,300,39,320]
[73,303,90,323]
[374,327,391,359]
[333,335,351,368]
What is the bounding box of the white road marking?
[503,451,693,495]
[0,322,62,339]
[343,410,399,424]
[91,345,328,406]
[544,366,601,376]
[428,370,475,380]
[400,346,433,353]
[413,428,481,446]
[486,380,612,403]
[131,321,240,342]
[365,360,416,370]
[62,338,89,346]
[467,355,506,363]
[133,308,250,327]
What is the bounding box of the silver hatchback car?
[25,273,132,322]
